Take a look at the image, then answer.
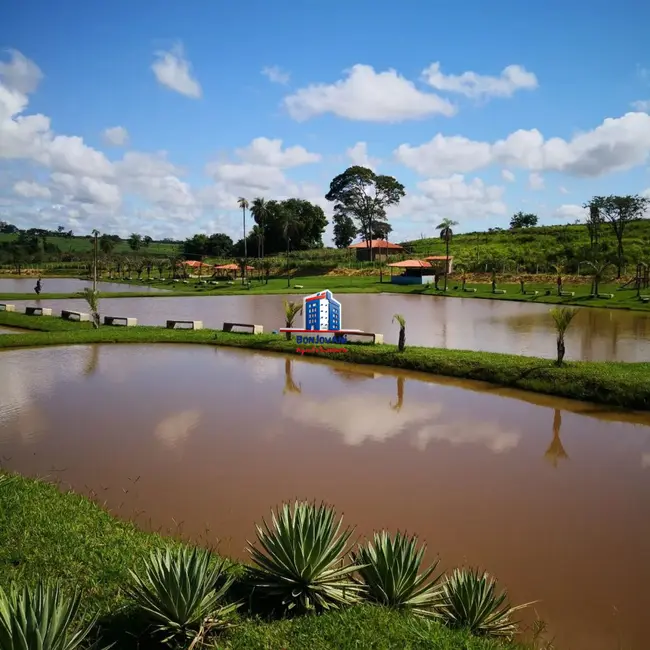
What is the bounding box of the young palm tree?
[549,307,578,366]
[393,313,406,352]
[283,299,303,341]
[82,288,100,328]
[238,197,249,284]
[436,218,458,292]
[583,259,613,297]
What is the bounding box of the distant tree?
[436,218,459,292]
[143,235,153,247]
[99,234,115,255]
[369,221,393,240]
[250,197,270,259]
[128,233,142,251]
[183,234,209,257]
[0,222,19,234]
[208,233,233,257]
[57,225,65,234]
[333,213,356,248]
[583,197,605,250]
[596,194,649,277]
[238,197,249,282]
[325,166,405,257]
[510,211,538,229]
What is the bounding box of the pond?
[0,344,648,650]
[10,292,650,361]
[0,278,168,293]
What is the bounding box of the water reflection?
[154,410,202,450]
[390,376,404,412]
[545,410,569,468]
[283,359,301,394]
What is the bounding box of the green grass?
[1,274,650,311]
[0,473,530,650]
[1,310,648,410]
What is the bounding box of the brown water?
[0,278,168,293]
[11,293,650,361]
[0,344,649,649]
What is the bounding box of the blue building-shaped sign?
[304,290,342,331]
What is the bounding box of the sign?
[280,290,359,344]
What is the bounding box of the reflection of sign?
[280,290,358,343]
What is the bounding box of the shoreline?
[1,312,648,410]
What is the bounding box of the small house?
[348,239,405,262]
[387,259,436,285]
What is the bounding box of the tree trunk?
[398,327,405,352]
[556,335,565,366]
[444,239,449,292]
[617,238,623,278]
[285,331,291,341]
[93,312,100,329]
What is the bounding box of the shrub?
[247,501,364,613]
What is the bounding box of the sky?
[1,0,650,245]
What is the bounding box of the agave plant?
[247,501,365,613]
[126,547,237,646]
[436,567,534,638]
[353,531,442,614]
[0,582,102,650]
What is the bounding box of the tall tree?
[583,197,605,250]
[509,211,538,229]
[238,197,249,283]
[99,234,115,255]
[333,213,356,248]
[436,218,458,292]
[128,233,142,251]
[143,235,153,247]
[325,166,405,257]
[250,197,270,259]
[598,194,649,277]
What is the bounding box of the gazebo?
[387,259,436,285]
[214,263,255,279]
[348,239,404,262]
[425,256,454,274]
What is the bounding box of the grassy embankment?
[0,473,532,649]
[1,274,650,312]
[1,310,648,410]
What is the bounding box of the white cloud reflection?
[154,409,201,449]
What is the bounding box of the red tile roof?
[348,239,404,249]
[387,259,432,268]
[425,256,455,261]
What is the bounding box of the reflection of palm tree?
[84,345,100,376]
[390,376,404,412]
[545,409,569,468]
[283,359,301,394]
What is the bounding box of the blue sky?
[1,0,650,243]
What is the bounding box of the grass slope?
[0,474,527,650]
[1,311,648,410]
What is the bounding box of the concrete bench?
[0,303,15,312]
[640,296,650,303]
[61,309,90,322]
[223,322,264,335]
[166,319,203,330]
[341,331,384,345]
[25,306,52,316]
[523,290,539,296]
[493,289,507,294]
[463,288,477,293]
[104,316,137,326]
[294,284,304,289]
[560,291,575,297]
[597,293,614,299]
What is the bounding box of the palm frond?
[283,300,303,328]
[549,307,578,334]
[392,313,406,328]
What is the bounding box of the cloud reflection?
[154,410,201,449]
[642,453,650,469]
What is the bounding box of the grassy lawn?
[1,310,648,410]
[0,474,531,649]
[1,274,649,311]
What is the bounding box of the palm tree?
[82,287,100,328]
[91,229,99,292]
[283,299,303,341]
[282,208,299,288]
[251,225,264,259]
[250,197,269,259]
[583,259,613,297]
[436,218,458,292]
[393,313,406,352]
[238,197,249,284]
[549,307,578,366]
[551,262,566,296]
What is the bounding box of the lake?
[0,278,168,293]
[9,292,650,361]
[0,344,648,649]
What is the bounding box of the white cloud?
[0,48,43,94]
[641,187,650,199]
[102,125,129,146]
[395,112,650,178]
[50,172,121,209]
[559,185,569,194]
[554,204,587,220]
[234,137,321,168]
[528,172,545,190]
[13,180,51,199]
[284,64,456,123]
[423,62,538,99]
[631,99,650,112]
[261,65,290,85]
[152,44,201,99]
[346,142,379,170]
[501,169,515,182]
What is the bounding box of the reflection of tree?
[331,366,376,382]
[390,376,404,412]
[84,345,99,376]
[283,359,301,394]
[545,409,569,468]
